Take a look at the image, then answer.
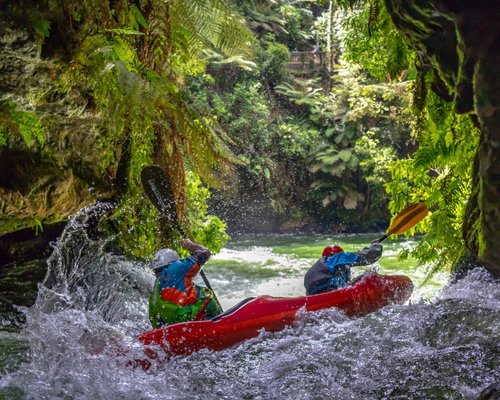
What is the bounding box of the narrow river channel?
[0,213,498,399]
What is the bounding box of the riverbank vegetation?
[0,0,493,278]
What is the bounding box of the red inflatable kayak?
[137,273,413,357]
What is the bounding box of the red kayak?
[137,272,413,357]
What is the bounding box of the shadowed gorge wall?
[0,14,112,235]
[385,0,500,276]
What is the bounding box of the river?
[0,208,498,399]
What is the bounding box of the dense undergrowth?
[0,0,479,276]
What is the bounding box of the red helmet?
[322,245,344,257]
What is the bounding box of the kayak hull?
[138,273,413,356]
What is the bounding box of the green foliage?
[342,2,413,81]
[205,79,275,183]
[386,92,479,277]
[276,121,319,157]
[45,0,254,255]
[186,1,417,231]
[310,148,359,177]
[0,101,45,148]
[275,62,413,225]
[357,131,396,186]
[275,78,323,109]
[189,58,320,222]
[172,0,254,59]
[33,18,51,40]
[235,0,287,38]
[185,172,230,254]
[256,37,291,88]
[277,3,314,49]
[202,50,257,72]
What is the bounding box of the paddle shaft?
[377,233,391,243]
[173,222,216,294]
[141,166,222,310]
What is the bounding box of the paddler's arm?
[180,238,211,266]
[352,242,382,266]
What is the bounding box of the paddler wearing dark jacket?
[148,238,222,328]
[304,242,382,295]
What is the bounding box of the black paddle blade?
[141,165,216,297]
[141,165,178,223]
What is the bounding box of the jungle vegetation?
[0,0,482,277]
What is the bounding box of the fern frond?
[165,90,237,187]
[172,0,254,58]
[0,100,45,147]
[368,0,380,37]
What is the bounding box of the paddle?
[141,165,220,305]
[378,201,429,242]
[348,202,428,282]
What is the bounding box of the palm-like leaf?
[75,0,255,223]
[162,0,253,59]
[136,0,254,215]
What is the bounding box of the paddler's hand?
[181,238,210,255]
[180,238,193,249]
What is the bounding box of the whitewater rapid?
[0,208,498,399]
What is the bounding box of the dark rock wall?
[385,0,500,276]
[0,14,112,236]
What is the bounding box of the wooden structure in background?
[287,51,328,74]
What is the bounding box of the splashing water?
[0,207,499,399]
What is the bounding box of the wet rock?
[476,382,500,400]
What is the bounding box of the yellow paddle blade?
[387,202,429,236]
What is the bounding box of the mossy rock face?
[385,0,500,276]
[0,149,96,235]
[0,15,114,237]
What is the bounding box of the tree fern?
[48,0,254,254]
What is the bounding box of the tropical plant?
[256,36,291,89]
[276,3,314,49]
[235,0,287,38]
[386,92,479,277]
[45,0,254,255]
[323,0,480,274]
[276,61,413,227]
[0,100,45,148]
[184,171,230,253]
[341,0,412,81]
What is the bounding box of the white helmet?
[151,248,180,271]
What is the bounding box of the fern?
[367,0,380,37]
[387,91,480,277]
[342,1,411,81]
[53,0,254,255]
[0,100,45,147]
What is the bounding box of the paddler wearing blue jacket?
[304,242,382,295]
[148,238,222,328]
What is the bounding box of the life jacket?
[148,277,214,328]
[304,252,361,295]
[304,257,332,295]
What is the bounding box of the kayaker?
[148,238,222,328]
[304,241,382,295]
